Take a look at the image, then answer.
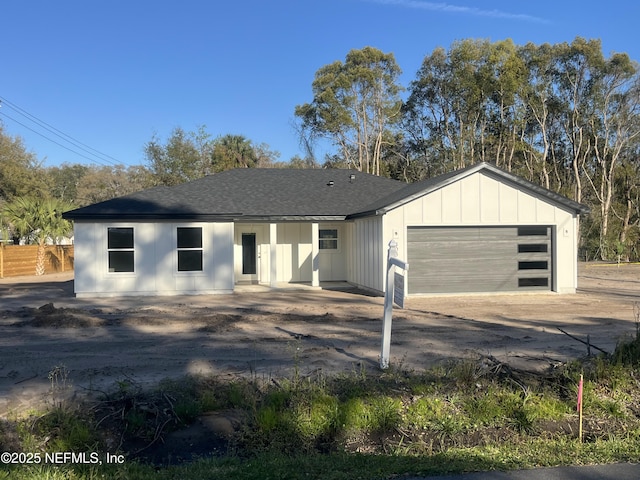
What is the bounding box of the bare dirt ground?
[1,263,639,416]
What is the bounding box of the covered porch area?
[232,221,350,288]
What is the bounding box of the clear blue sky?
[1,0,638,168]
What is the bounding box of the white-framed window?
[177,227,203,272]
[319,228,338,250]
[107,227,134,272]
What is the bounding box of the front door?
[235,225,269,284]
[241,233,257,280]
[236,226,264,283]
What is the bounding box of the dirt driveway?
[1,264,638,415]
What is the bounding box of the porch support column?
[311,222,319,287]
[269,223,277,288]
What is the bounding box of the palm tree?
[211,134,257,172]
[1,197,74,275]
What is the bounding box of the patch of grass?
[296,393,340,440]
[463,388,504,427]
[255,405,281,433]
[405,395,470,434]
[405,396,447,428]
[263,387,291,411]
[589,396,628,419]
[198,390,220,412]
[525,391,569,420]
[339,397,370,431]
[7,434,640,480]
[5,355,640,479]
[225,381,259,410]
[370,396,402,432]
[613,336,640,366]
[173,397,201,424]
[29,405,99,452]
[447,359,484,386]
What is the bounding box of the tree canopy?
[144,126,213,186]
[0,123,48,202]
[211,134,258,172]
[295,46,403,175]
[400,37,640,261]
[143,128,281,185]
[2,37,640,262]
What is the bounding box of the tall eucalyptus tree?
[403,39,528,174]
[588,52,640,257]
[295,47,403,175]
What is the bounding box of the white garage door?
[407,226,552,294]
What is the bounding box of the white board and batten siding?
[274,222,348,283]
[383,171,579,295]
[273,223,313,283]
[73,221,234,297]
[317,223,349,282]
[349,216,385,294]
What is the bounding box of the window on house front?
[319,229,338,250]
[177,227,203,271]
[107,227,134,272]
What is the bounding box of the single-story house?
[63,162,589,297]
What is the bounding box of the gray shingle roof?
[63,163,589,221]
[63,169,407,221]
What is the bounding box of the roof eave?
[346,209,384,219]
[64,213,349,223]
[236,215,348,222]
[65,213,242,222]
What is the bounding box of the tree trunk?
[35,242,46,276]
[619,187,634,262]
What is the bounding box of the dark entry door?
[242,233,257,275]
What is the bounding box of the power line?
[0,95,123,166]
[0,96,122,165]
[0,110,107,165]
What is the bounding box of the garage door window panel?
[519,278,549,287]
[518,244,548,253]
[518,226,548,236]
[515,227,552,289]
[518,260,548,270]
